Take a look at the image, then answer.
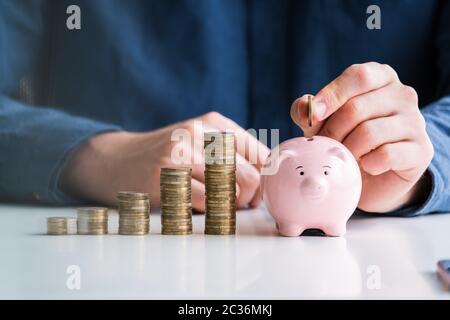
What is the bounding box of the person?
[0,0,448,216]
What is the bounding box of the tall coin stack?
[117,191,150,235]
[204,132,237,235]
[77,207,108,235]
[160,168,193,235]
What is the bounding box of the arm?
[388,0,450,216]
[0,95,120,204]
[290,1,450,216]
[0,1,269,209]
[392,97,450,216]
[0,0,120,204]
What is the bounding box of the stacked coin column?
[204,132,237,235]
[77,207,108,235]
[160,168,193,235]
[66,217,78,235]
[117,192,150,235]
[47,217,68,235]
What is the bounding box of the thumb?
[290,94,326,138]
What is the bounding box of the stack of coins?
[117,191,150,235]
[66,217,78,235]
[204,132,237,235]
[47,217,68,235]
[160,167,193,235]
[77,207,108,235]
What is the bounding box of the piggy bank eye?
[323,171,329,175]
[323,165,331,176]
[295,165,304,176]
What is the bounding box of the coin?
[205,227,236,235]
[117,191,149,200]
[117,192,150,235]
[204,132,236,166]
[162,223,192,230]
[161,230,191,235]
[308,95,313,127]
[118,199,151,206]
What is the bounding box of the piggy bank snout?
[300,176,329,200]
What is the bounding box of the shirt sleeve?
[0,0,121,205]
[381,97,450,217]
[377,0,450,217]
[0,95,121,205]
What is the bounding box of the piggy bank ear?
[263,149,297,167]
[261,149,297,176]
[279,149,298,161]
[327,146,347,162]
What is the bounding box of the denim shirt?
[1,0,449,215]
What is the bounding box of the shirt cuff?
[355,159,442,217]
[47,125,122,206]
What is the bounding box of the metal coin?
[308,95,313,127]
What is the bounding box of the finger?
[318,83,403,142]
[314,62,399,121]
[357,169,413,213]
[173,121,219,182]
[200,112,270,169]
[359,142,424,176]
[235,153,261,209]
[236,183,241,202]
[290,94,324,137]
[191,178,206,213]
[176,143,206,182]
[250,186,262,208]
[343,115,415,160]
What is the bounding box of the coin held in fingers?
[308,95,314,127]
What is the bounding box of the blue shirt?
[1,0,450,215]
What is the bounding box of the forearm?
[59,131,134,206]
[383,96,450,216]
[0,95,121,204]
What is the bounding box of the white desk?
[0,204,449,299]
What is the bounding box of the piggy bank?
[261,136,361,237]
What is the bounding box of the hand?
[290,62,434,213]
[60,112,269,212]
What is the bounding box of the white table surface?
[0,204,449,299]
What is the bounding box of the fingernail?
[295,101,302,122]
[314,100,327,120]
[289,107,299,127]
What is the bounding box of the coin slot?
[307,138,314,141]
[301,228,325,237]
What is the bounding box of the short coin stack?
[47,217,66,235]
[204,132,237,235]
[160,168,193,235]
[66,217,78,235]
[117,191,150,235]
[77,207,108,235]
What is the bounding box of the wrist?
[402,170,432,208]
[59,131,129,204]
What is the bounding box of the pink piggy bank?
[261,136,361,237]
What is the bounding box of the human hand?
[60,112,269,212]
[290,62,434,212]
